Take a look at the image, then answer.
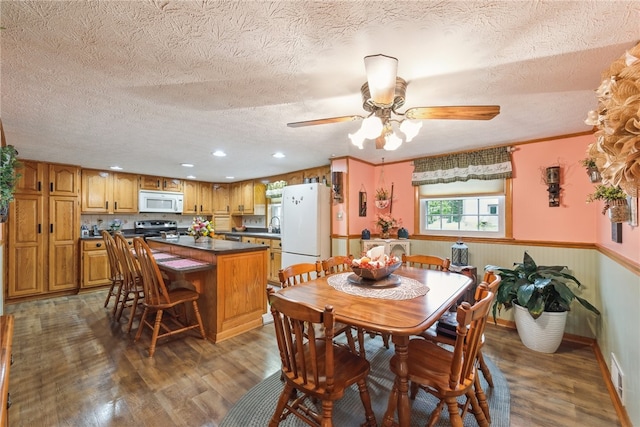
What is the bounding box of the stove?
[134,220,178,237]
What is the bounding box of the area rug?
[220,341,510,426]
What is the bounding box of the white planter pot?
[513,304,567,353]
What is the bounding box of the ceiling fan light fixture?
[348,129,366,149]
[360,115,383,139]
[384,132,403,151]
[364,54,398,107]
[399,119,422,142]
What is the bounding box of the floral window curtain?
[411,146,512,185]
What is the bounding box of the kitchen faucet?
[269,216,281,233]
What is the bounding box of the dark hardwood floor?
[5,289,620,426]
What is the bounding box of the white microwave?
[138,190,183,213]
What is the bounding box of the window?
[418,179,508,238]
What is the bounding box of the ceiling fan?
[287,54,500,150]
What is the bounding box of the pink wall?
[333,134,639,264]
[511,135,598,243]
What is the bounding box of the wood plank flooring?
[4,290,621,426]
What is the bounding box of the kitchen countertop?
[222,231,281,239]
[147,235,268,254]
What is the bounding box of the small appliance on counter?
[92,225,100,236]
[134,220,178,238]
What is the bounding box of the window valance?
[411,146,512,185]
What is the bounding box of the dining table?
[274,265,472,427]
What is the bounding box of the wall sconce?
[331,171,344,202]
[545,166,560,207]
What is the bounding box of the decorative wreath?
[585,42,640,197]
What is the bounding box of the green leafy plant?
[580,157,597,169]
[375,187,389,201]
[0,145,21,208]
[487,252,600,321]
[586,184,627,203]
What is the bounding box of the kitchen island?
[146,236,268,343]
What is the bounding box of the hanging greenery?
[0,145,21,209]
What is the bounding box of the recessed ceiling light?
[273,152,285,158]
[225,176,234,180]
[186,175,196,179]
[181,163,194,168]
[212,150,227,157]
[109,165,123,170]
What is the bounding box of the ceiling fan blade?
[287,115,363,128]
[405,105,501,120]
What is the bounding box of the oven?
[134,220,178,238]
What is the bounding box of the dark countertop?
[147,235,268,254]
[222,231,281,239]
[80,230,140,240]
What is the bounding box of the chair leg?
[104,280,117,308]
[269,382,294,427]
[474,373,491,423]
[356,378,377,427]
[148,309,164,358]
[381,332,390,349]
[191,301,206,339]
[357,328,366,358]
[466,387,489,427]
[111,282,124,317]
[477,349,494,387]
[126,292,141,334]
[381,378,399,427]
[320,399,334,427]
[445,396,464,427]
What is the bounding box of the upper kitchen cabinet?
[81,169,138,213]
[15,160,45,194]
[182,180,213,215]
[212,183,230,215]
[139,175,183,192]
[230,181,265,215]
[49,164,80,196]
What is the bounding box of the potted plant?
[375,187,390,209]
[586,184,629,222]
[487,252,600,353]
[580,157,601,183]
[0,145,21,222]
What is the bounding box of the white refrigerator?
[281,182,331,268]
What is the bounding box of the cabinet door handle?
[194,204,197,212]
[38,181,42,192]
[157,179,160,188]
[50,224,53,233]
[106,201,109,210]
[50,182,54,192]
[38,224,41,234]
[114,201,118,210]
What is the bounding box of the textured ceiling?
[1,1,639,183]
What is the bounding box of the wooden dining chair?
[113,233,145,333]
[320,255,352,275]
[402,254,451,271]
[383,287,494,427]
[280,261,358,354]
[267,287,377,427]
[278,262,321,287]
[101,231,123,313]
[133,237,206,357]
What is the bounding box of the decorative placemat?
[157,258,211,269]
[152,252,180,260]
[327,272,429,300]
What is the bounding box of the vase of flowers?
[188,217,215,242]
[375,213,399,238]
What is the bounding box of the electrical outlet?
[611,353,625,405]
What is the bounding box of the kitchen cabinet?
[230,181,265,215]
[242,236,274,284]
[80,169,138,213]
[212,184,230,214]
[269,238,282,285]
[183,181,213,215]
[80,237,133,289]
[139,175,183,192]
[7,161,80,299]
